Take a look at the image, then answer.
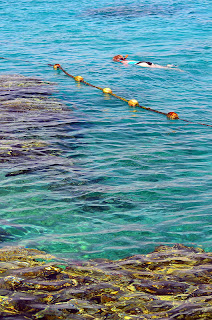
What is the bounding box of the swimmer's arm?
[120,60,129,65]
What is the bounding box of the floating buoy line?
[51,64,212,128]
[0,56,212,128]
[51,63,179,120]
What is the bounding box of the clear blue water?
[0,0,212,260]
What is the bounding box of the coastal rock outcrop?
[0,244,211,319]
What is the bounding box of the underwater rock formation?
[0,74,65,112]
[0,244,211,319]
[0,228,14,242]
[83,4,179,20]
[0,139,58,164]
[0,74,73,174]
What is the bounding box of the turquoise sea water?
[0,0,212,260]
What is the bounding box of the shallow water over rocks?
[0,244,212,319]
[0,74,74,175]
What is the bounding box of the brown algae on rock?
[0,244,212,319]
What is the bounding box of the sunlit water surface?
[0,0,211,260]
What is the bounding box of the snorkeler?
[113,55,176,69]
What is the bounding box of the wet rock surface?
[0,244,211,319]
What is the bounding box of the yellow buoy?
[128,99,139,107]
[53,64,61,70]
[167,112,179,120]
[103,87,112,94]
[75,76,84,82]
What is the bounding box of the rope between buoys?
[181,119,212,128]
[0,56,211,127]
[54,64,176,117]
[82,80,103,91]
[54,64,212,127]
[54,64,212,126]
[109,92,129,103]
[58,65,75,80]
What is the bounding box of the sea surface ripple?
[0,0,211,260]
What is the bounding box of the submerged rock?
[0,139,59,163]
[0,74,74,173]
[0,228,14,242]
[0,244,211,319]
[84,4,178,19]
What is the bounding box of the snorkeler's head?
[113,55,124,62]
[113,54,128,62]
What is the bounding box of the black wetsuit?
[136,61,153,66]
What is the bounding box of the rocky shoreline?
[0,244,212,319]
